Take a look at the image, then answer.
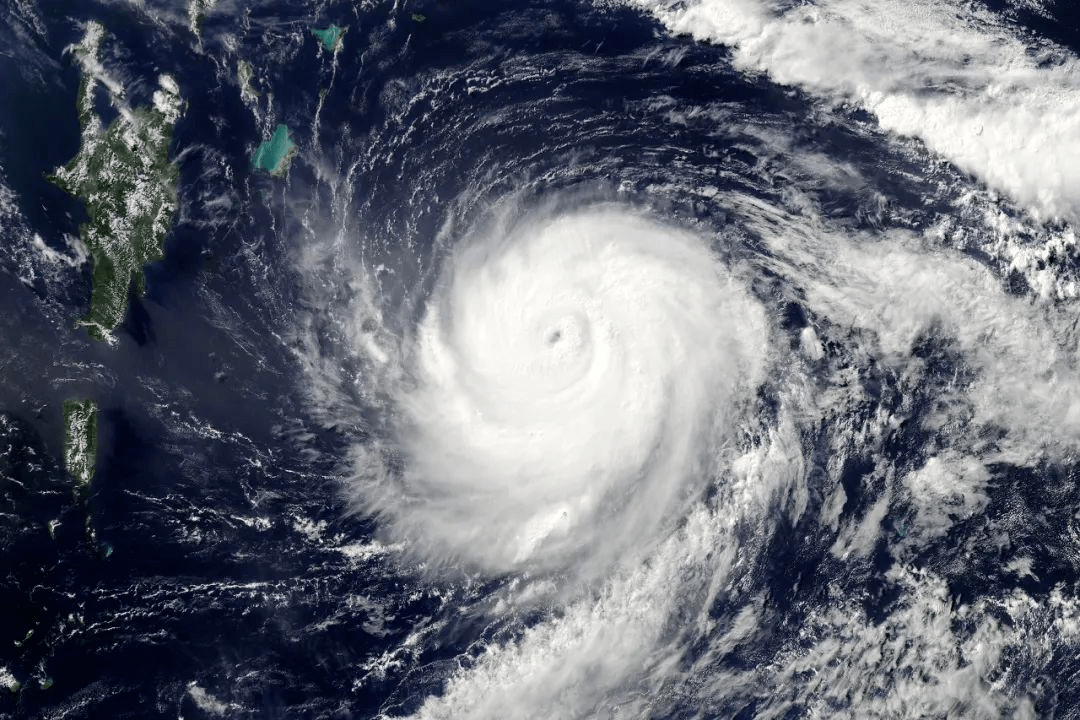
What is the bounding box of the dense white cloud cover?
[289,3,1080,714]
[625,0,1080,221]
[351,206,769,577]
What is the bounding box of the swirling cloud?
[355,206,769,576]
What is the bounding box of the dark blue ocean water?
[2,0,1080,718]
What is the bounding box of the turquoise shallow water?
[4,0,1080,717]
[311,24,345,51]
[251,124,294,173]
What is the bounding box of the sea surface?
[2,0,1080,718]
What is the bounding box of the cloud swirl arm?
[354,206,769,576]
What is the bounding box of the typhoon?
[5,0,1080,718]
[289,1,1080,717]
[355,205,768,576]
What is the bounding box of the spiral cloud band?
[365,207,769,574]
[269,1,1080,715]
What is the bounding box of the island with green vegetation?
[311,24,346,52]
[252,124,297,176]
[50,21,183,343]
[188,0,218,36]
[237,59,260,105]
[0,667,18,693]
[62,399,98,494]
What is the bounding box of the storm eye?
[546,329,563,346]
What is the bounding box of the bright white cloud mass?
[628,0,1080,222]
[10,0,1080,717]
[362,207,768,577]
[287,2,1080,717]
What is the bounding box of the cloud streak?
[627,0,1080,221]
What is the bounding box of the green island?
[62,399,98,493]
[237,59,260,104]
[0,666,18,693]
[188,0,218,36]
[49,22,183,343]
[311,24,346,51]
[252,124,297,176]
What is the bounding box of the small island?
[188,0,218,36]
[237,59,259,104]
[252,124,297,176]
[0,667,18,693]
[62,399,98,494]
[311,24,346,52]
[50,22,183,343]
